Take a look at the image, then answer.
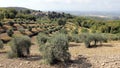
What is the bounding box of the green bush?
[91,30,96,33]
[80,33,107,48]
[57,19,66,26]
[68,34,81,43]
[115,34,120,40]
[0,40,4,49]
[107,34,120,41]
[8,21,14,26]
[84,34,93,48]
[0,22,3,27]
[79,33,88,41]
[37,33,48,45]
[59,28,68,34]
[48,29,53,34]
[84,38,91,48]
[38,33,70,64]
[7,51,17,58]
[8,36,31,58]
[72,28,78,34]
[28,26,32,31]
[81,28,89,33]
[7,29,14,37]
[19,28,25,34]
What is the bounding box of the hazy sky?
[0,0,120,11]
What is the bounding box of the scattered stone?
[96,61,99,63]
[37,66,41,68]
[115,62,117,65]
[101,63,105,66]
[0,64,3,67]
[20,63,22,66]
[25,61,30,64]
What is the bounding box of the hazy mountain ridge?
[64,11,120,20]
[1,7,120,20]
[0,7,31,11]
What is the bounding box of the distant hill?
[6,7,27,9]
[65,11,120,16]
[0,7,36,12]
[64,11,120,20]
[1,7,120,20]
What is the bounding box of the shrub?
[48,29,53,34]
[81,28,89,33]
[59,28,68,34]
[0,40,4,49]
[68,34,81,43]
[58,19,66,26]
[8,36,31,58]
[72,28,78,34]
[116,34,120,40]
[84,38,91,48]
[84,34,93,48]
[91,30,96,33]
[37,33,48,45]
[79,33,88,42]
[0,22,3,27]
[92,33,107,44]
[50,34,70,62]
[8,21,14,26]
[43,30,49,34]
[80,33,107,48]
[39,33,70,64]
[19,28,25,34]
[28,26,32,31]
[107,34,120,41]
[7,51,17,58]
[7,29,14,37]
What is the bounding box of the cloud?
[0,0,119,11]
[43,0,92,4]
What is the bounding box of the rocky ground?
[69,42,120,68]
[0,37,120,68]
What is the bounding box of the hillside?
[66,11,120,20]
[0,7,120,68]
[4,7,31,11]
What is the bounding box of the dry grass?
[69,42,120,57]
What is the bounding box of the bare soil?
[0,37,120,68]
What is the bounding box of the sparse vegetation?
[37,33,48,45]
[81,28,89,33]
[19,28,25,34]
[58,19,66,26]
[69,34,81,43]
[38,33,70,64]
[80,33,107,48]
[7,29,14,37]
[72,28,79,34]
[8,36,31,58]
[0,22,3,27]
[28,26,32,31]
[8,21,14,26]
[0,40,4,49]
[59,28,68,34]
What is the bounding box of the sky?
[0,0,120,12]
